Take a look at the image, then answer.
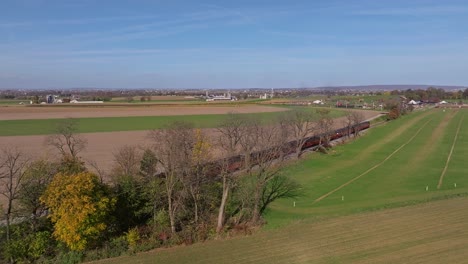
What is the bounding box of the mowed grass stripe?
[292,108,431,200]
[437,112,464,189]
[443,111,468,189]
[390,109,458,191]
[336,109,457,201]
[314,109,466,207]
[278,109,434,203]
[313,114,434,204]
[265,109,468,227]
[95,198,468,264]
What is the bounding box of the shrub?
[125,228,140,253]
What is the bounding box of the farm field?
[0,105,285,120]
[266,108,468,227]
[0,106,293,136]
[0,106,358,136]
[95,108,468,263]
[96,197,468,264]
[0,108,378,173]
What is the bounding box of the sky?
[1,0,468,89]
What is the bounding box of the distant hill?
[312,85,466,91]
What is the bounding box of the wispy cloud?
[354,5,468,16]
[0,15,159,28]
[0,8,248,51]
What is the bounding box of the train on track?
[214,121,371,174]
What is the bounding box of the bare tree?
[350,111,365,137]
[343,111,365,138]
[149,121,195,234]
[87,160,107,183]
[316,109,335,149]
[215,113,246,233]
[186,129,212,224]
[46,118,87,161]
[259,175,301,214]
[247,122,289,223]
[111,145,141,178]
[0,147,30,246]
[238,118,261,170]
[279,109,316,159]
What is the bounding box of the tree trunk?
[295,145,302,159]
[5,213,10,243]
[216,178,230,234]
[167,190,176,234]
[6,195,12,244]
[251,184,262,224]
[6,211,13,264]
[190,186,199,224]
[194,197,199,224]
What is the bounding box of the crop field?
[0,105,377,173]
[97,197,468,264]
[0,105,286,121]
[95,108,468,263]
[0,106,349,136]
[0,99,31,105]
[0,105,288,136]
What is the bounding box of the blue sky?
[1,0,467,89]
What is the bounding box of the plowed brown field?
[0,105,286,120]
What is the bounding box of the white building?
[206,92,237,101]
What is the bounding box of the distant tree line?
[390,87,468,102]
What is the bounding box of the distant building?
[206,92,237,101]
[260,88,274,100]
[70,99,103,104]
[46,95,55,104]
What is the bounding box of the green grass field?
[94,108,468,264]
[0,106,345,136]
[0,99,30,105]
[265,108,468,228]
[96,198,468,264]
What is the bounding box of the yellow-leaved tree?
[40,172,115,251]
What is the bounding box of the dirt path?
[437,113,464,189]
[313,117,433,204]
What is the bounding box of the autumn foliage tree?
[40,172,115,251]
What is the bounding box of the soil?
[0,105,287,120]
